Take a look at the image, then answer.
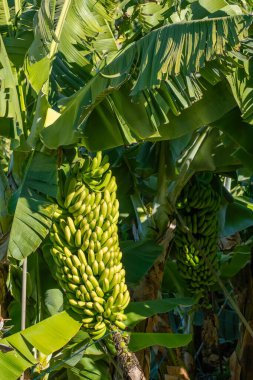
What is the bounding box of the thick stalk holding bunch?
[49,152,130,339]
[174,173,221,295]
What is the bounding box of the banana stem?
[112,330,146,380]
[21,258,27,331]
[20,258,27,380]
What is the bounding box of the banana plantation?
[1,0,253,379]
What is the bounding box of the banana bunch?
[49,152,130,339]
[174,173,221,294]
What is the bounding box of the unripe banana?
[66,216,76,235]
[75,229,82,247]
[72,255,81,268]
[68,200,83,214]
[99,268,109,282]
[92,260,99,276]
[85,280,94,292]
[106,176,116,193]
[114,320,126,330]
[82,317,94,324]
[65,257,73,270]
[64,191,75,208]
[98,260,105,274]
[64,225,72,244]
[88,274,99,289]
[95,286,104,298]
[93,296,105,305]
[63,246,72,258]
[90,325,107,340]
[94,302,104,314]
[53,232,64,247]
[101,201,108,218]
[94,321,106,331]
[78,249,88,265]
[97,215,104,228]
[104,190,111,204]
[114,293,124,306]
[83,308,96,317]
[101,277,110,293]
[88,249,95,265]
[68,283,78,292]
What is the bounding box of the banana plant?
[0,0,253,378]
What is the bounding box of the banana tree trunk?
[0,262,8,320]
[132,223,175,379]
[0,165,13,323]
[230,263,253,380]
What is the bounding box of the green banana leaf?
[227,42,253,125]
[128,332,192,352]
[125,298,195,327]
[7,248,64,334]
[0,0,13,36]
[220,200,253,237]
[121,240,163,285]
[0,312,82,380]
[40,15,251,149]
[0,165,11,229]
[67,357,111,380]
[8,151,58,260]
[0,35,24,147]
[220,240,252,278]
[189,0,243,18]
[26,0,119,96]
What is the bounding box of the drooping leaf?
[189,0,243,19]
[128,332,192,352]
[67,357,111,380]
[162,260,191,296]
[0,35,24,146]
[0,165,12,238]
[8,151,58,260]
[4,35,34,68]
[125,298,195,327]
[26,0,119,95]
[156,81,236,141]
[227,40,253,125]
[0,0,13,36]
[0,312,82,380]
[21,312,81,355]
[40,15,251,149]
[213,108,253,156]
[220,199,253,237]
[220,241,252,278]
[121,240,163,285]
[0,349,34,380]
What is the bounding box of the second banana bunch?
[174,173,221,296]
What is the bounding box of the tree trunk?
[230,263,253,380]
[132,223,175,379]
[0,261,8,317]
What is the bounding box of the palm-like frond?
[227,39,253,124]
[27,0,120,98]
[186,0,245,19]
[0,35,24,145]
[8,151,57,260]
[40,15,252,149]
[0,0,13,35]
[128,15,250,94]
[0,312,81,380]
